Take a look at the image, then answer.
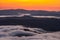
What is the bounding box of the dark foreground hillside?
[0,17,60,32]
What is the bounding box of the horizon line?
[0,9,60,12]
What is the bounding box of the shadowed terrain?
[0,16,60,32]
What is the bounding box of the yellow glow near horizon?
[0,0,60,11]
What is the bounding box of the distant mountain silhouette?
[0,9,60,16]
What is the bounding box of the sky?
[0,0,60,11]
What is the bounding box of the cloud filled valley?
[0,25,60,40]
[0,9,60,40]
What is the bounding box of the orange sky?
[0,0,60,11]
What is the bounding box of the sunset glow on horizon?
[0,0,60,11]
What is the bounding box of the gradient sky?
[0,0,60,11]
